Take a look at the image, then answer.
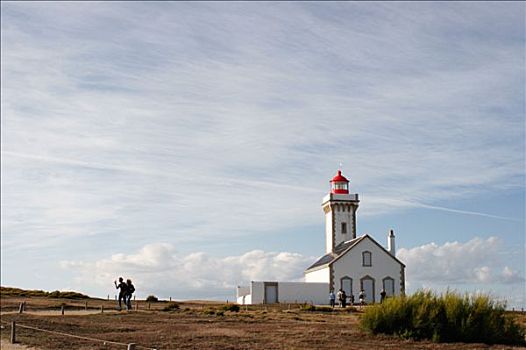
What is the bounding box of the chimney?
[388,229,396,256]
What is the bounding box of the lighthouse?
[237,169,405,305]
[322,170,360,254]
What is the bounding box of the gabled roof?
[304,234,405,272]
[305,236,364,271]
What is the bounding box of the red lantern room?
[330,170,349,194]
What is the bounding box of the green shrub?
[203,308,216,315]
[145,295,159,302]
[202,307,225,316]
[361,290,525,346]
[300,304,316,312]
[162,302,180,311]
[300,304,333,312]
[222,304,240,312]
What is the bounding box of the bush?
[222,304,240,312]
[361,290,525,346]
[203,308,216,315]
[300,304,316,312]
[162,302,180,311]
[300,304,333,312]
[145,295,159,302]
[202,307,224,316]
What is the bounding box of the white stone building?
[236,170,405,305]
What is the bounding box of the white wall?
[304,266,330,283]
[332,236,403,303]
[239,281,330,305]
[236,294,252,305]
[278,282,329,305]
[325,209,333,254]
[250,281,265,304]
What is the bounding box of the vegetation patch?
[300,304,333,312]
[162,302,180,311]
[222,304,240,312]
[361,290,525,345]
[1,286,89,299]
[203,307,225,316]
[145,295,159,302]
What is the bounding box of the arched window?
[362,251,372,266]
[360,275,375,304]
[382,277,395,297]
[340,276,352,297]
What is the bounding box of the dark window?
[341,222,347,234]
[362,251,372,266]
[383,277,395,296]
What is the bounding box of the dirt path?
[1,310,118,316]
[1,339,40,350]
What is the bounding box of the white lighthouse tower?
[322,170,360,254]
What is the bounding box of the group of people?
[114,277,135,311]
[329,288,388,308]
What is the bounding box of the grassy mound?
[300,304,333,312]
[162,302,180,311]
[361,290,525,345]
[222,304,240,312]
[1,286,89,299]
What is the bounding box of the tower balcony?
[322,193,359,206]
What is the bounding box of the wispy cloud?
[367,197,523,222]
[1,2,524,300]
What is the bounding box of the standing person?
[359,289,366,307]
[329,290,336,308]
[114,277,128,311]
[350,293,355,306]
[126,279,135,310]
[341,289,347,308]
[380,288,387,303]
[337,289,344,308]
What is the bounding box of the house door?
[361,277,375,304]
[341,277,352,298]
[264,283,278,304]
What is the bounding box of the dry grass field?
[1,295,525,350]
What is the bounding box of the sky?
[1,2,524,308]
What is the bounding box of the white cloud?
[397,236,524,285]
[61,243,314,299]
[62,237,524,307]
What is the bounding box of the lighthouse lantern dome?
[330,170,349,194]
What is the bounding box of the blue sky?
[1,2,524,307]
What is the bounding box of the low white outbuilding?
[236,281,329,305]
[236,170,405,305]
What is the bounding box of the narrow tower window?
[362,251,372,266]
[341,222,347,234]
